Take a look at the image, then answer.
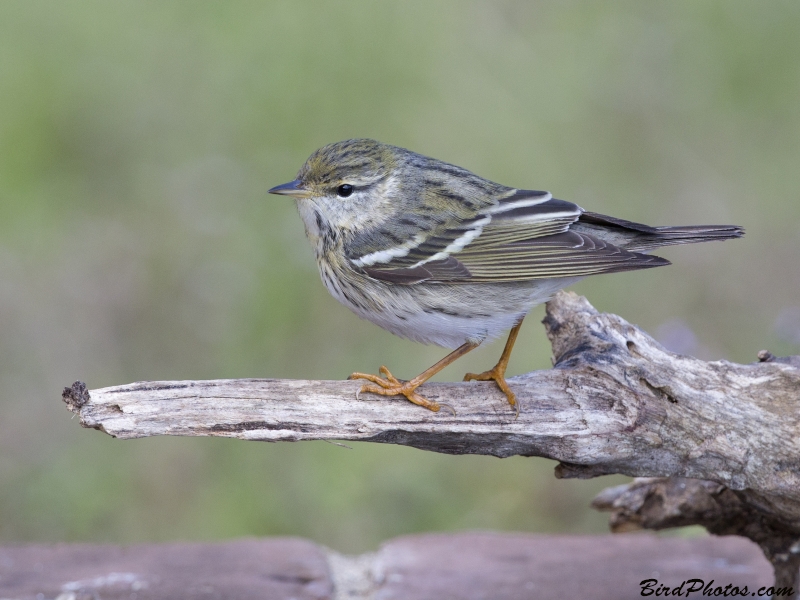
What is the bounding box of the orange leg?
[464,320,523,413]
[349,341,479,412]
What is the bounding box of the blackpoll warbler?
[269,139,743,413]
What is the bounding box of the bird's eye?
[337,184,354,198]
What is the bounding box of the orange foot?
[463,321,522,415]
[349,366,442,412]
[463,365,517,413]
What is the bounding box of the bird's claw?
[350,367,442,412]
[464,367,519,416]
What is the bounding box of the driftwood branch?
[62,290,800,594]
[61,291,800,514]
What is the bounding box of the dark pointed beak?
[268,179,308,198]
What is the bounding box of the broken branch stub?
[592,477,800,597]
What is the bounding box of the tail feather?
[650,223,746,244]
[575,211,744,252]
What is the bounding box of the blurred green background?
[1,1,799,553]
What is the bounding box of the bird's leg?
[349,341,479,412]
[463,320,523,412]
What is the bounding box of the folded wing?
[349,190,669,285]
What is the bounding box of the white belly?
[320,260,580,348]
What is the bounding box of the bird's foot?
[349,366,442,412]
[464,364,518,414]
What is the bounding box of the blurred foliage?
[0,1,798,553]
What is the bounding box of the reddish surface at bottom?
[0,532,773,600]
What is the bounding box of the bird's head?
[269,139,404,237]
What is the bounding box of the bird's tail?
[576,212,744,252]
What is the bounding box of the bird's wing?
[348,190,669,284]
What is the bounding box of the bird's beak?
[268,180,309,198]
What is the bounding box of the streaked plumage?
[270,139,744,412]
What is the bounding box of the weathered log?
[62,290,800,594]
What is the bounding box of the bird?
[269,139,743,414]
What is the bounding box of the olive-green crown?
[297,139,398,187]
